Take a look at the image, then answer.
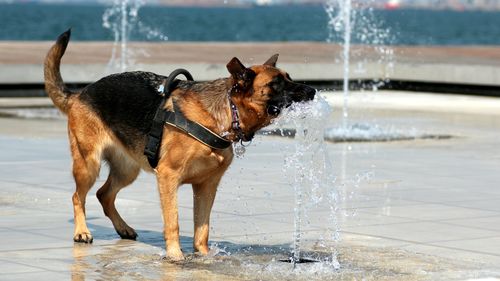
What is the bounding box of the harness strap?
[144,69,193,169]
[144,97,168,168]
[164,101,232,150]
[144,68,233,169]
[227,86,254,144]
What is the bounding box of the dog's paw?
[194,246,209,256]
[73,232,93,243]
[117,226,137,240]
[164,249,185,262]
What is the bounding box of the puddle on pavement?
[71,239,497,281]
[260,126,453,143]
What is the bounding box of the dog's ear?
[264,54,279,67]
[227,57,246,77]
[227,57,255,92]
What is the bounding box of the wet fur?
[44,30,315,260]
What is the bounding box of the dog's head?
[227,54,316,131]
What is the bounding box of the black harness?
[144,69,243,169]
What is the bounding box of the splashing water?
[103,0,168,73]
[274,94,338,267]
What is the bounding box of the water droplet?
[334,21,343,32]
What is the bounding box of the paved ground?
[1,42,500,85]
[1,91,500,280]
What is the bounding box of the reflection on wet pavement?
[69,238,493,281]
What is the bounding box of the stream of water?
[274,95,338,266]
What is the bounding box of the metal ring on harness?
[165,69,194,94]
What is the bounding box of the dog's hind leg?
[69,131,100,243]
[97,149,140,240]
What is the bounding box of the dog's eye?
[267,104,281,116]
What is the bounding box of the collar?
[228,87,254,144]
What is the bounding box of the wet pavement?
[1,91,500,280]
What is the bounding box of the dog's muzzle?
[289,84,316,103]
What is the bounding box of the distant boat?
[384,0,401,10]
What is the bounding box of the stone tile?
[442,215,500,232]
[0,213,71,231]
[343,221,499,245]
[443,199,500,213]
[0,259,45,274]
[337,209,416,228]
[374,188,500,204]
[0,230,71,252]
[399,243,500,268]
[2,269,70,281]
[429,237,500,258]
[359,203,500,221]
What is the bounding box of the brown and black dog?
[44,30,315,261]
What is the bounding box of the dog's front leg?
[156,169,184,261]
[192,173,223,255]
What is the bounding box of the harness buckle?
[231,120,240,130]
[157,80,166,97]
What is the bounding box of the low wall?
[1,42,500,86]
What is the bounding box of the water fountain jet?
[103,0,167,73]
[103,0,142,73]
[341,0,352,130]
[326,0,352,130]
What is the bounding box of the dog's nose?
[304,85,316,100]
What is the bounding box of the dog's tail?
[44,29,74,114]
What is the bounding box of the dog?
[44,30,315,261]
